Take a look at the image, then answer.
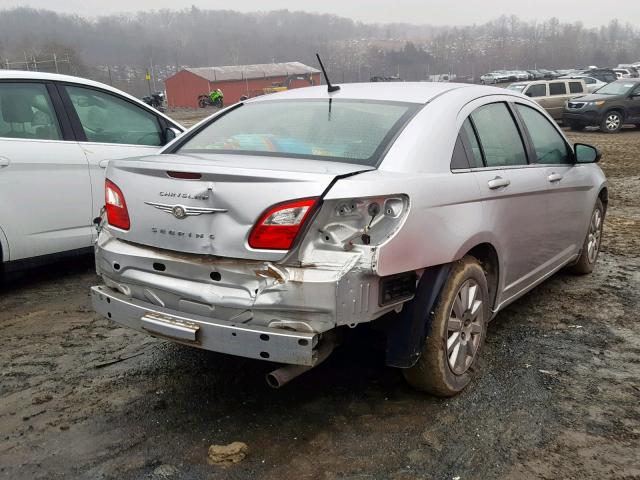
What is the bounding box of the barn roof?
[183,62,320,82]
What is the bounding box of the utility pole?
[107,65,113,86]
[53,53,59,73]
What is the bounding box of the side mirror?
[575,143,602,163]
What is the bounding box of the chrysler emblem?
[145,201,228,219]
[172,206,187,219]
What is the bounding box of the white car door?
[0,81,92,261]
[58,84,176,231]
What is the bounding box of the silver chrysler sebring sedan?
[91,82,607,395]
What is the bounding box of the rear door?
[0,81,91,261]
[58,83,178,230]
[466,102,551,302]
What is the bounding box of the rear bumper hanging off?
[91,285,320,366]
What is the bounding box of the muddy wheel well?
[466,243,499,311]
[599,187,609,213]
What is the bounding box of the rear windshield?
[175,99,420,166]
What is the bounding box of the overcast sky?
[0,0,638,27]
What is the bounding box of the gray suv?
[563,79,640,132]
[91,83,607,396]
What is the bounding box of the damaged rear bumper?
[92,231,413,362]
[91,285,319,365]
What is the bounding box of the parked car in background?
[559,75,607,93]
[613,68,638,79]
[563,79,640,133]
[538,69,559,79]
[91,82,607,396]
[617,65,640,77]
[507,78,587,120]
[0,71,184,271]
[555,69,578,77]
[527,70,545,80]
[580,69,618,84]
[481,71,509,84]
[509,71,530,81]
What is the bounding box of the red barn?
[165,62,321,108]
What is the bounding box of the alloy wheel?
[446,279,484,375]
[605,113,621,131]
[587,208,603,264]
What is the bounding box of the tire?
[569,122,585,131]
[600,111,623,133]
[567,198,604,275]
[198,98,207,108]
[403,256,489,396]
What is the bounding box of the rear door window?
[65,85,163,146]
[450,135,470,170]
[516,104,569,165]
[549,82,567,95]
[470,103,527,167]
[525,84,547,97]
[0,83,62,140]
[460,118,484,168]
[569,82,584,94]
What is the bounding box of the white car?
[0,71,184,271]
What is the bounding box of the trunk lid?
[106,153,373,260]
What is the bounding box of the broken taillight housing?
[105,179,130,230]
[248,198,318,250]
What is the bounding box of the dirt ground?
[1,112,639,480]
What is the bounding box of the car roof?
[0,70,182,128]
[247,82,508,105]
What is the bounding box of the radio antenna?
[316,53,340,93]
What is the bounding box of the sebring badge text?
[151,227,215,240]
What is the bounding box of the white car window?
[0,83,62,141]
[66,85,163,146]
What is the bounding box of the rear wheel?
[600,111,623,133]
[567,198,604,275]
[403,256,488,396]
[198,98,207,108]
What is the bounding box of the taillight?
[105,179,130,230]
[248,198,318,250]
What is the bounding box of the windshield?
[507,84,526,92]
[176,99,420,166]
[596,81,637,95]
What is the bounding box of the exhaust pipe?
[266,335,337,389]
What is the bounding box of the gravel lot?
[1,111,639,479]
